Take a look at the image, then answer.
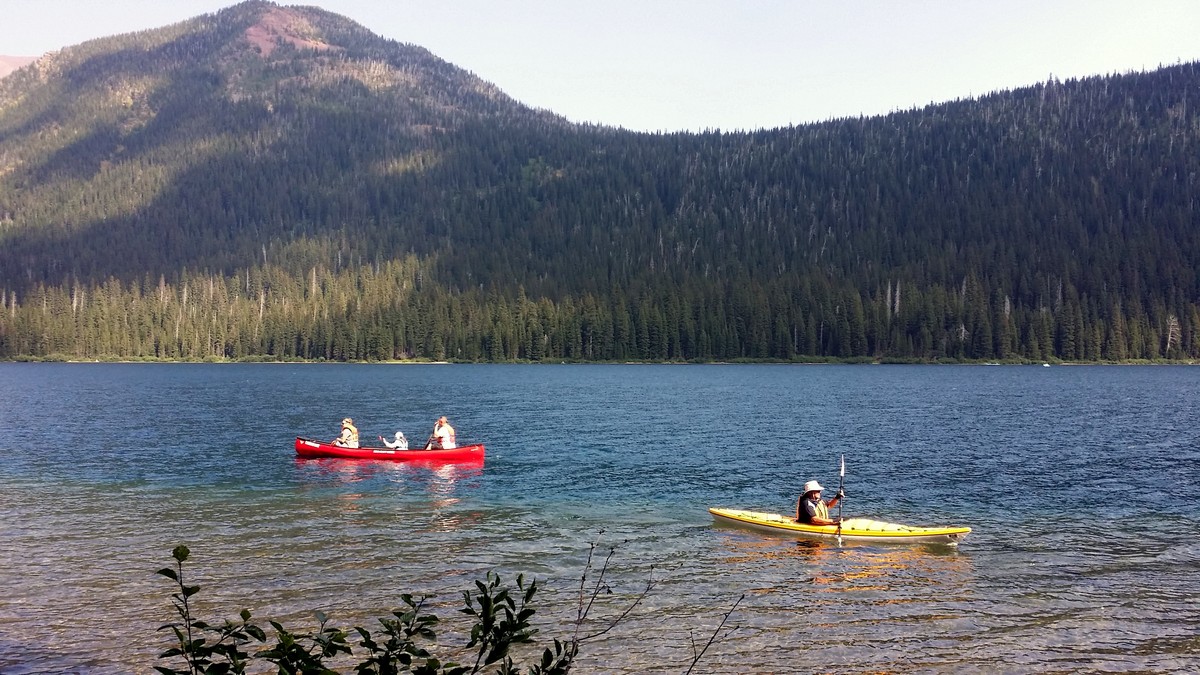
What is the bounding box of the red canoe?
[294,437,485,462]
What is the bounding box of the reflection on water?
[293,457,486,524]
[715,529,974,596]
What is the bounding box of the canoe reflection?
[293,457,484,516]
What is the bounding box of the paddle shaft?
[836,455,845,541]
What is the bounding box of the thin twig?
[684,593,745,675]
[581,545,617,621]
[578,566,656,642]
[573,539,599,643]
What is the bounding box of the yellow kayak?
[709,507,971,545]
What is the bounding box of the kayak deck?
[709,507,970,545]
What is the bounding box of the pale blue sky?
[4,0,1199,132]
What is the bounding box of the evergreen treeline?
[1,1,1199,362]
[5,249,1197,361]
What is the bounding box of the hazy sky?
[5,0,1200,131]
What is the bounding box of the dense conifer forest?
[2,1,1199,362]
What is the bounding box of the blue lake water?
[1,363,1198,673]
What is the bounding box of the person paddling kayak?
[795,479,844,525]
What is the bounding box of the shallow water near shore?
[1,363,1198,673]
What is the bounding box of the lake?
[1,363,1198,673]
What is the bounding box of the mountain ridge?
[1,1,1198,363]
[0,56,37,79]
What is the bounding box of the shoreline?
[1,356,1196,366]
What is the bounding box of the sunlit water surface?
[1,363,1198,673]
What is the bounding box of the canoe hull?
[709,507,970,545]
[294,437,485,462]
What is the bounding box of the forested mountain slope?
[1,1,1198,362]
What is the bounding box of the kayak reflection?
[715,529,973,597]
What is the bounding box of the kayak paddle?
[836,454,845,546]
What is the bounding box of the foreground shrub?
[155,541,739,674]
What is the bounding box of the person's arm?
[810,513,840,525]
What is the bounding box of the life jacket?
[811,499,829,521]
[342,422,359,443]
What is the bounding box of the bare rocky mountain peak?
[243,5,340,57]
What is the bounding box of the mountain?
[0,56,37,79]
[1,1,1199,363]
[0,0,554,283]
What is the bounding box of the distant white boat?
[1043,363,1050,367]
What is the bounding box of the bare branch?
[684,593,745,675]
[578,566,656,642]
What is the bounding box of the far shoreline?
[2,356,1196,366]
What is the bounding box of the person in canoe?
[333,417,359,448]
[426,416,456,449]
[379,431,408,449]
[795,479,844,525]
